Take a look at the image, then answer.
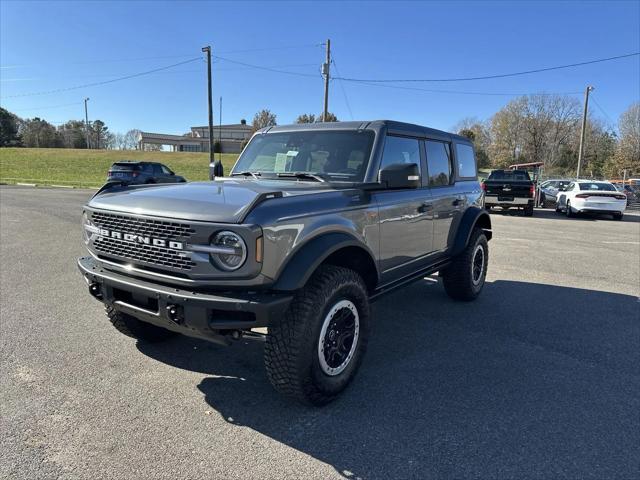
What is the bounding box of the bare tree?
[252,109,277,132]
[605,102,640,177]
[123,129,141,150]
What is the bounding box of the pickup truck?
[78,120,492,405]
[482,169,535,216]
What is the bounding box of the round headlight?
[210,231,247,271]
[82,211,95,244]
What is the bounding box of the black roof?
[112,161,162,165]
[262,120,469,143]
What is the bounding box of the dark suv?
[107,161,186,184]
[79,120,492,405]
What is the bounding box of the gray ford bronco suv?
[78,120,491,405]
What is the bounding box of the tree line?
[453,96,639,178]
[0,108,158,151]
[2,98,638,178]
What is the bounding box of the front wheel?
[441,228,489,301]
[264,265,370,406]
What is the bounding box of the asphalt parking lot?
[1,185,639,480]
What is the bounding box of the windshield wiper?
[276,172,326,182]
[231,171,261,179]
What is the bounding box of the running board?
[369,259,450,302]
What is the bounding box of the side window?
[161,165,172,175]
[379,136,421,174]
[425,140,452,187]
[566,182,575,191]
[152,164,163,175]
[455,143,477,178]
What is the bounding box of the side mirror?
[558,186,566,191]
[378,163,420,189]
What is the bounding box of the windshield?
[578,182,616,191]
[233,130,375,182]
[488,170,531,181]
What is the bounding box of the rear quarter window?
[455,143,477,178]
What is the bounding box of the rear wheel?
[264,265,370,406]
[105,306,176,342]
[441,228,488,302]
[566,200,574,217]
[523,203,534,216]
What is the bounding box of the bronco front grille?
[91,211,194,240]
[90,211,196,271]
[93,236,197,270]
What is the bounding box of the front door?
[374,135,433,283]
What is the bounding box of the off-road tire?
[523,203,534,217]
[105,305,176,342]
[441,228,488,302]
[264,265,370,406]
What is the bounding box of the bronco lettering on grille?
[97,228,184,250]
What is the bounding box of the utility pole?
[84,97,90,149]
[219,96,222,163]
[576,85,594,179]
[322,39,331,122]
[202,46,222,179]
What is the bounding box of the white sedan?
[556,181,627,220]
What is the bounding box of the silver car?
[538,179,572,207]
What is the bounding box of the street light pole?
[576,85,594,179]
[84,97,90,149]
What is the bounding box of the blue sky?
[1,0,639,136]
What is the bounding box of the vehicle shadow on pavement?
[137,280,639,480]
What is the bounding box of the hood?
[87,179,337,223]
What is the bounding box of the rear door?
[425,139,464,252]
[373,135,433,282]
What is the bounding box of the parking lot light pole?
[576,85,594,179]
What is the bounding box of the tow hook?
[88,282,103,300]
[166,304,184,324]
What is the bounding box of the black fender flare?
[450,206,492,257]
[272,232,378,291]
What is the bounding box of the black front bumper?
[78,256,292,344]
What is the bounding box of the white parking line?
[602,241,640,245]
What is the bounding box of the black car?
[107,161,186,184]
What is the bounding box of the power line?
[346,80,582,97]
[590,94,617,128]
[333,52,640,83]
[7,101,83,112]
[0,57,202,99]
[213,55,321,78]
[331,57,354,120]
[0,44,323,69]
